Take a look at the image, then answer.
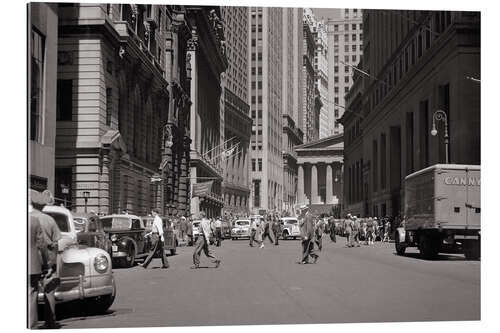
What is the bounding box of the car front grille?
[58,263,85,291]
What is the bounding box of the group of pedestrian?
[340,214,395,247]
[249,215,281,248]
[29,189,62,329]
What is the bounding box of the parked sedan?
[100,214,149,268]
[76,213,112,257]
[231,219,251,240]
[40,205,116,314]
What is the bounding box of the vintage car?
[40,205,116,314]
[280,217,301,240]
[100,214,149,268]
[141,216,178,255]
[221,220,232,239]
[231,219,251,240]
[76,214,112,257]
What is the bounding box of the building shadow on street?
[392,252,479,262]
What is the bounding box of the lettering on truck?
[443,177,480,186]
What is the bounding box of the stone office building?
[342,10,480,218]
[29,3,58,194]
[187,6,228,218]
[54,3,192,215]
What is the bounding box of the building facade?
[301,9,318,143]
[187,6,228,218]
[220,6,252,216]
[281,8,304,214]
[29,3,58,194]
[342,10,480,218]
[327,8,363,135]
[248,7,284,213]
[54,3,192,216]
[313,18,329,139]
[295,134,344,217]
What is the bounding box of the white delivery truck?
[395,164,480,259]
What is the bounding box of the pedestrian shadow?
[190,265,218,269]
[393,252,477,261]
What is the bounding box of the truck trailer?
[395,164,480,259]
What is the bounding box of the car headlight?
[110,234,118,242]
[94,254,109,273]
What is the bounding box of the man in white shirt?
[192,212,221,269]
[214,217,222,247]
[141,209,169,269]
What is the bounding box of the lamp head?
[431,123,438,136]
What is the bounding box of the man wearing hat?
[28,203,46,328]
[298,205,319,264]
[30,189,61,328]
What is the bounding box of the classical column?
[298,164,305,206]
[311,164,321,204]
[326,163,333,204]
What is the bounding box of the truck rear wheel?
[419,234,439,259]
[463,240,480,260]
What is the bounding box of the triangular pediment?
[295,133,344,151]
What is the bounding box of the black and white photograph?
[19,0,493,331]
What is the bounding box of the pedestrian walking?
[254,218,264,248]
[262,216,274,244]
[187,217,194,246]
[314,218,325,251]
[249,217,257,247]
[345,215,353,247]
[383,218,391,242]
[272,217,281,246]
[192,212,221,269]
[215,217,222,247]
[30,190,61,329]
[351,216,361,247]
[328,217,337,242]
[298,206,319,264]
[140,209,169,269]
[180,216,188,243]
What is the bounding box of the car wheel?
[282,232,289,240]
[170,248,176,255]
[463,240,480,260]
[123,245,136,268]
[419,234,439,260]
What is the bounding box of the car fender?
[118,236,137,254]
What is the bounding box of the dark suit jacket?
[300,213,315,240]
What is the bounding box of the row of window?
[332,23,363,32]
[334,44,360,53]
[251,158,263,172]
[333,33,363,43]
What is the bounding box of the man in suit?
[28,204,47,328]
[30,189,61,329]
[272,216,281,246]
[298,206,319,264]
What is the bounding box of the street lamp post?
[83,191,90,213]
[431,109,450,164]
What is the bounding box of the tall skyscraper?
[301,9,318,143]
[281,8,304,214]
[312,16,329,139]
[327,8,363,135]
[248,7,284,212]
[221,6,252,215]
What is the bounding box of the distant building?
[313,18,329,139]
[327,8,363,135]
[248,7,284,213]
[281,8,304,214]
[220,6,252,216]
[28,3,58,193]
[301,9,318,143]
[342,10,480,218]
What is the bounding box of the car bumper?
[112,251,128,258]
[38,273,115,304]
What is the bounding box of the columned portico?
[294,134,344,216]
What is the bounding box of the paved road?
[57,237,480,328]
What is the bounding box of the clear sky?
[311,8,341,20]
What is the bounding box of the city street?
[56,238,480,328]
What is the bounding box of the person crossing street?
[140,209,169,269]
[192,212,221,269]
[298,206,319,264]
